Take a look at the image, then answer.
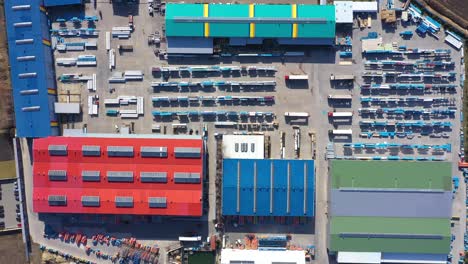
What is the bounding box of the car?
[0,214,4,219]
[16,208,20,213]
[16,216,21,222]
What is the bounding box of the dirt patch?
[422,0,468,31]
[0,1,14,132]
[0,233,42,264]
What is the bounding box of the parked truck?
[118,44,133,52]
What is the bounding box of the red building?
[33,134,204,216]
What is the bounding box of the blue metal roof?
[44,0,83,7]
[222,159,315,217]
[5,1,59,137]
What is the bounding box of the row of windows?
[47,145,201,158]
[47,195,167,208]
[46,170,201,184]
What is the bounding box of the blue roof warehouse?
[4,1,61,137]
[222,159,315,217]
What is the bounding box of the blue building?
[5,1,61,137]
[222,159,315,217]
[43,0,82,6]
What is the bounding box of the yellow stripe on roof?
[292,4,298,38]
[249,4,255,38]
[204,4,209,37]
[203,4,209,17]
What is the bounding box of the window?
[82,145,101,157]
[48,195,67,206]
[140,172,167,183]
[48,170,67,181]
[107,171,134,182]
[148,197,167,208]
[115,196,133,208]
[140,146,168,158]
[82,170,100,182]
[48,145,67,156]
[174,147,201,158]
[174,172,201,183]
[81,196,100,207]
[107,146,134,157]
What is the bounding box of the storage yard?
[3,0,467,264]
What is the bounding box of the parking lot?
[18,0,466,263]
[0,181,21,230]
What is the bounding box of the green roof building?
[329,160,452,263]
[165,3,336,54]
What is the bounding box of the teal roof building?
[165,3,336,54]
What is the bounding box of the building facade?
[329,160,451,264]
[5,1,59,137]
[33,134,205,216]
[222,159,315,218]
[165,3,336,54]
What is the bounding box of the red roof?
[33,135,204,216]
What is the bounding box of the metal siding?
[277,38,335,45]
[297,5,335,38]
[273,160,288,215]
[5,0,58,137]
[32,135,204,216]
[165,3,336,41]
[222,159,315,217]
[209,4,250,37]
[307,161,315,216]
[239,160,254,215]
[330,217,451,254]
[330,160,452,191]
[43,0,82,6]
[222,159,239,215]
[166,37,214,54]
[256,159,271,216]
[290,160,304,216]
[166,4,205,37]
[254,5,292,38]
[330,189,452,218]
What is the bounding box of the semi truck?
[328,129,352,136]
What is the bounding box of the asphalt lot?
[20,1,466,264]
[0,181,21,230]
